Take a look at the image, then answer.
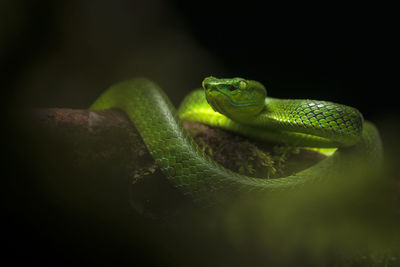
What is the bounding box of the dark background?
[2,1,397,118]
[2,1,398,266]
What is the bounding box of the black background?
[2,1,397,118]
[175,1,397,119]
[2,1,398,266]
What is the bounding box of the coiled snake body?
[90,77,382,203]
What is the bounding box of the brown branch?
[21,108,400,220]
[31,108,327,175]
[31,108,152,174]
[28,108,184,219]
[27,108,326,218]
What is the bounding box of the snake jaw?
[205,89,229,115]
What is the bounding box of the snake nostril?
[227,85,235,91]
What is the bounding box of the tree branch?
[25,108,356,218]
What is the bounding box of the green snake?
[90,77,382,203]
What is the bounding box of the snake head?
[202,76,266,121]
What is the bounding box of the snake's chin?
[205,90,227,115]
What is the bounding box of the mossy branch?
[27,108,328,217]
[31,108,326,177]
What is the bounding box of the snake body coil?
[90,78,382,203]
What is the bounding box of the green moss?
[185,122,324,179]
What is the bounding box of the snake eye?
[239,81,247,90]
